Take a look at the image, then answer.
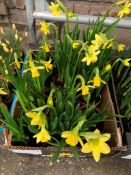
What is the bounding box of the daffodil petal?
[94,129,100,134]
[81,143,91,153]
[66,136,78,146]
[92,148,101,162]
[100,142,110,154]
[100,133,111,142]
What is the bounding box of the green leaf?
[70,146,79,160]
[0,103,19,130]
[103,19,119,34]
[51,139,66,162]
[56,90,63,112]
[28,124,38,134]
[84,104,96,116]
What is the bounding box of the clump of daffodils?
[0,0,130,163]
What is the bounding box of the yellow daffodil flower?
[82,45,100,66]
[68,12,74,18]
[24,60,44,78]
[33,128,51,143]
[41,59,53,72]
[31,116,43,127]
[49,2,63,16]
[77,85,94,96]
[115,0,127,6]
[72,42,79,49]
[102,39,114,49]
[91,75,106,87]
[28,66,40,77]
[26,111,47,128]
[15,59,21,69]
[61,130,82,146]
[117,44,125,52]
[122,58,131,66]
[42,44,51,53]
[29,113,43,127]
[91,34,104,49]
[105,64,111,72]
[61,119,86,146]
[40,22,50,36]
[81,129,111,162]
[26,111,43,127]
[0,88,8,95]
[118,1,131,18]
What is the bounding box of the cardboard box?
[0,85,128,159]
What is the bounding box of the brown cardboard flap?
[100,85,123,147]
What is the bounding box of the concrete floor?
[0,147,131,175]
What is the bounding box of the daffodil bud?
[15,33,19,40]
[47,96,53,105]
[10,48,13,53]
[0,27,4,34]
[72,42,79,49]
[6,40,9,44]
[2,43,7,47]
[3,46,9,53]
[25,32,28,37]
[5,69,8,74]
[105,64,111,72]
[68,12,74,18]
[0,55,2,60]
[12,23,16,30]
